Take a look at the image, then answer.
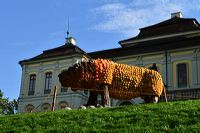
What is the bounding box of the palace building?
[18,12,200,113]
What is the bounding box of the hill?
[0,100,200,132]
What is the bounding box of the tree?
[0,89,18,115]
[0,89,3,98]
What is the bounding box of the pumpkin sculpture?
[59,59,165,106]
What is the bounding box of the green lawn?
[0,100,200,132]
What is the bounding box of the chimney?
[65,37,76,45]
[171,12,182,18]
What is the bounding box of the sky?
[0,0,200,100]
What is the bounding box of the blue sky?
[1,0,200,100]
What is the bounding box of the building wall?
[98,46,200,104]
[18,46,200,113]
[18,55,89,113]
[112,47,200,91]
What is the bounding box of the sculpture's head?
[58,63,81,90]
[58,60,95,91]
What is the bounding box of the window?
[97,94,102,105]
[44,72,52,94]
[173,60,192,89]
[42,103,51,112]
[84,90,88,95]
[61,86,68,93]
[25,104,35,113]
[28,74,36,96]
[59,101,68,110]
[119,101,133,106]
[177,63,188,88]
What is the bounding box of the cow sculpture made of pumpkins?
[58,59,165,107]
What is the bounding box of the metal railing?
[160,88,200,101]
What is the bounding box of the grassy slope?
[0,100,200,133]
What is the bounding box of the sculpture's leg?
[102,85,110,107]
[151,96,158,103]
[143,95,150,103]
[143,95,158,103]
[86,91,98,107]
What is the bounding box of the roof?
[19,15,200,65]
[89,35,200,59]
[119,17,200,45]
[19,43,88,65]
[90,16,200,59]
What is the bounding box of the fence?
[160,88,200,101]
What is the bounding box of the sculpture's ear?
[62,69,68,72]
[74,63,79,69]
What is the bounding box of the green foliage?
[0,89,18,115]
[1,100,200,132]
[0,89,3,98]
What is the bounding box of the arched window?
[97,94,102,105]
[177,63,188,88]
[44,72,52,94]
[42,103,51,112]
[84,90,89,95]
[61,87,69,93]
[25,104,35,113]
[28,74,36,96]
[119,101,133,106]
[59,101,69,110]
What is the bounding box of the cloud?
[92,0,200,37]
